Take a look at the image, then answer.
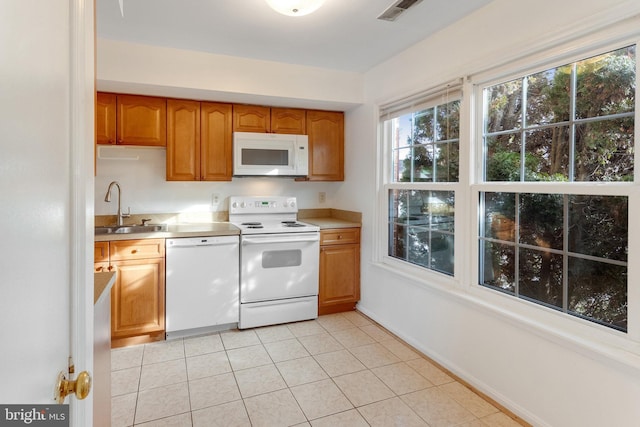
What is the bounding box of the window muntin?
[483,45,635,183]
[386,99,459,276]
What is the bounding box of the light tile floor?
[111,311,526,427]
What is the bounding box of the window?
[382,85,461,276]
[478,45,635,331]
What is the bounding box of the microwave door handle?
[241,234,319,245]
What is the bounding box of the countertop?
[94,222,240,242]
[94,271,116,305]
[303,217,361,229]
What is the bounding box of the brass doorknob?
[54,371,92,403]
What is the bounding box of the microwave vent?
[377,0,423,21]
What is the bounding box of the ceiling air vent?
[377,0,424,22]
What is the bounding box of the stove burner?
[242,222,262,226]
[247,225,264,229]
[284,223,305,228]
[281,221,296,224]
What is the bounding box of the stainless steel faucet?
[104,181,130,226]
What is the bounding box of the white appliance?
[229,196,320,329]
[233,132,309,177]
[165,235,239,339]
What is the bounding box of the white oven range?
[229,196,320,329]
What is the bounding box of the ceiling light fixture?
[265,0,325,16]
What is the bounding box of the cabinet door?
[233,104,270,133]
[319,243,360,314]
[110,257,165,339]
[271,108,306,134]
[96,92,116,145]
[201,102,233,181]
[117,94,167,146]
[166,99,201,181]
[306,110,344,181]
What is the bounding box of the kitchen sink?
[95,224,168,235]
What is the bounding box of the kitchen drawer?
[94,242,109,263]
[320,228,360,246]
[109,239,165,261]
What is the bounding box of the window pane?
[431,231,454,275]
[485,132,521,181]
[482,192,516,241]
[393,147,411,182]
[413,109,435,144]
[568,257,627,330]
[574,117,634,182]
[524,126,570,181]
[568,195,628,262]
[480,240,515,293]
[428,190,455,233]
[576,45,636,120]
[407,226,430,267]
[394,115,413,148]
[437,100,460,141]
[412,144,435,182]
[519,193,563,250]
[389,223,407,260]
[526,66,571,126]
[519,248,563,308]
[486,78,523,133]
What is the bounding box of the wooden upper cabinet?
[117,94,167,146]
[166,99,201,181]
[166,100,233,181]
[271,108,306,134]
[201,102,233,181]
[96,92,117,145]
[233,104,271,133]
[306,110,344,181]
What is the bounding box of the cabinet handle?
[337,235,342,239]
[117,139,123,144]
[131,249,138,254]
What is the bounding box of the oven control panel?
[229,196,298,214]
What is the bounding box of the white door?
[0,1,94,425]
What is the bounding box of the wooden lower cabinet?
[318,228,360,315]
[95,239,165,348]
[111,257,165,345]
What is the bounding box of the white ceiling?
[96,0,492,73]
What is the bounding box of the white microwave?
[233,132,309,177]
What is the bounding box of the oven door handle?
[241,233,319,245]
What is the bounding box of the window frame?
[378,83,465,286]
[470,38,640,340]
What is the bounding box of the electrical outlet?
[211,193,220,207]
[319,191,326,204]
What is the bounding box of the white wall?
[341,0,640,426]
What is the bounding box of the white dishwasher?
[165,235,239,339]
